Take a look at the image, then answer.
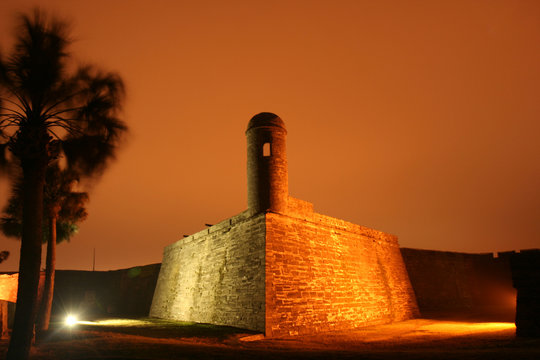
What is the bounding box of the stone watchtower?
[246,112,288,214]
[151,113,419,337]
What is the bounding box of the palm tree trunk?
[37,212,57,332]
[7,160,46,360]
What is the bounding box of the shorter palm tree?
[0,163,88,330]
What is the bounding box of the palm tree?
[0,10,126,359]
[0,164,89,331]
[38,164,89,331]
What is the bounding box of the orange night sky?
[1,0,539,271]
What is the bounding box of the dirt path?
[1,318,539,359]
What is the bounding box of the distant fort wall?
[149,211,266,331]
[401,248,516,319]
[53,264,160,317]
[1,264,159,335]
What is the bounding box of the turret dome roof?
[246,112,286,132]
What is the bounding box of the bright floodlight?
[65,314,77,327]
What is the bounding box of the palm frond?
[0,216,21,239]
[1,163,88,243]
[56,221,79,243]
[9,9,71,111]
[61,134,117,177]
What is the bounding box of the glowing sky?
[1,0,539,271]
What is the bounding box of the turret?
[246,112,288,214]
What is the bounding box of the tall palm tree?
[0,164,89,331]
[0,10,126,359]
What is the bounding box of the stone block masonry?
[150,211,266,331]
[265,197,419,337]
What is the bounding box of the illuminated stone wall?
[151,198,418,336]
[265,197,419,337]
[0,272,45,303]
[150,211,266,331]
[0,274,18,303]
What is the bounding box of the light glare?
[65,314,77,327]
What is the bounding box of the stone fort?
[150,112,419,337]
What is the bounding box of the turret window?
[263,142,271,157]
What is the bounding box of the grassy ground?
[1,317,539,359]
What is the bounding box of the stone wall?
[52,264,161,318]
[0,267,160,332]
[264,197,419,337]
[401,248,516,319]
[150,211,266,331]
[0,273,19,303]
